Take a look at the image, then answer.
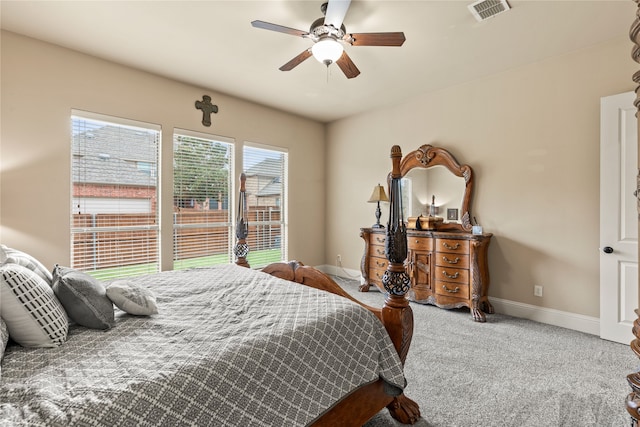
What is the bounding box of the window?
[70,113,289,276]
[71,112,160,280]
[243,144,288,267]
[173,131,234,269]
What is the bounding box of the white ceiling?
[0,1,634,123]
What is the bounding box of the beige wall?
[0,31,326,270]
[2,30,637,320]
[326,35,636,318]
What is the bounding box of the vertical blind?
[243,145,288,268]
[71,112,160,279]
[173,131,233,269]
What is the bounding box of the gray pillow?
[52,265,115,330]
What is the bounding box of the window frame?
[70,110,161,279]
[242,142,289,267]
[172,129,235,269]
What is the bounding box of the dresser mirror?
[398,144,474,232]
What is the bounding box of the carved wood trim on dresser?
[361,227,493,322]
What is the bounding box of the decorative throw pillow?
[0,244,53,285]
[0,263,68,347]
[52,265,115,330]
[106,280,158,316]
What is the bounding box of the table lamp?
[368,183,389,228]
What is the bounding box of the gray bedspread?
[0,264,405,426]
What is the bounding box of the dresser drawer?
[368,233,386,246]
[435,238,469,254]
[370,245,386,258]
[408,236,433,251]
[435,266,469,284]
[435,253,469,269]
[435,281,470,299]
[370,257,388,270]
[368,266,386,286]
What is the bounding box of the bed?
[0,146,419,426]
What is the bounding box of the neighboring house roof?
[257,179,281,197]
[72,123,158,186]
[245,158,282,179]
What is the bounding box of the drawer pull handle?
[442,242,460,250]
[376,249,384,255]
[376,260,386,267]
[376,237,385,243]
[442,256,460,264]
[442,284,460,293]
[442,270,459,279]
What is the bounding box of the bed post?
[383,145,420,423]
[628,2,640,424]
[234,173,250,268]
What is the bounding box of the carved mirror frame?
[398,144,474,232]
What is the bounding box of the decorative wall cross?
[195,95,218,127]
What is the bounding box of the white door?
[600,91,638,344]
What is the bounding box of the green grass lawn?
[86,249,282,280]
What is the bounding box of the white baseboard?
[316,264,362,282]
[315,265,600,336]
[489,297,600,336]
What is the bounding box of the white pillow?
[0,244,53,285]
[0,263,68,347]
[106,280,158,316]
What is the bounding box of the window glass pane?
[243,145,287,268]
[173,132,233,269]
[71,112,160,280]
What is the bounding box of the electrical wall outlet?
[336,254,341,265]
[534,285,543,297]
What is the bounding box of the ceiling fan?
[251,0,406,79]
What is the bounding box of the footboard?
[261,260,420,425]
[260,145,419,425]
[261,260,382,320]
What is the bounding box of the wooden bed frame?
[234,146,421,425]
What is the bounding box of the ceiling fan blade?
[279,49,313,71]
[251,20,308,38]
[324,0,351,29]
[335,51,360,79]
[348,32,406,47]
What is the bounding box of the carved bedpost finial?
[234,173,250,268]
[382,145,412,359]
[382,145,420,424]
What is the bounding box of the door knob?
[603,246,614,254]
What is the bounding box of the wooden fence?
[72,209,281,270]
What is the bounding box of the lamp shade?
[312,38,344,65]
[368,184,389,203]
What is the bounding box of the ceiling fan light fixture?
[311,37,343,66]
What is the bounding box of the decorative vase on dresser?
[360,144,493,322]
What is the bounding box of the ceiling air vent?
[468,0,510,22]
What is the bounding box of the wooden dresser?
[360,227,493,322]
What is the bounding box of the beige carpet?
[331,275,635,427]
